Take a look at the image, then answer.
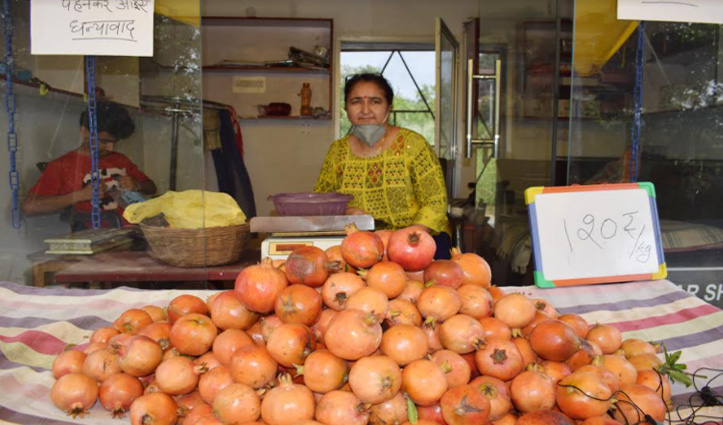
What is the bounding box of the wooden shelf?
[203,66,329,74]
[202,16,332,29]
[240,115,331,121]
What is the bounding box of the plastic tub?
[268,192,353,216]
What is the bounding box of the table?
[1,279,722,424]
[52,250,260,285]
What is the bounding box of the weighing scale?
[250,215,375,260]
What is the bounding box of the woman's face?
[345,81,390,126]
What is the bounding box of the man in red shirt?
[23,102,157,230]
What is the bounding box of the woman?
[315,73,452,258]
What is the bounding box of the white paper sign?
[31,0,154,56]
[618,0,723,25]
[525,183,667,287]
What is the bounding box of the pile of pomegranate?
[50,225,675,425]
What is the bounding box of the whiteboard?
[31,0,154,56]
[525,183,667,288]
[618,0,723,25]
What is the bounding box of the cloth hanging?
[212,109,256,218]
[203,108,222,151]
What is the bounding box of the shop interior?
[1,0,722,306]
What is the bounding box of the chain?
[85,56,101,229]
[629,21,645,183]
[3,0,20,229]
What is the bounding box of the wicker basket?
[140,222,250,267]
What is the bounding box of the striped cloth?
[1,280,722,424]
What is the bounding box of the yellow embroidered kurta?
[315,128,451,234]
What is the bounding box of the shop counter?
[1,280,722,424]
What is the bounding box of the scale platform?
[251,215,375,260]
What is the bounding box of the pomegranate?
[321,272,366,310]
[558,313,590,339]
[424,260,464,289]
[140,305,167,322]
[456,285,493,319]
[529,320,581,362]
[450,248,491,287]
[209,290,259,330]
[260,374,316,425]
[326,245,354,273]
[341,224,385,269]
[169,313,218,356]
[439,314,485,354]
[478,316,512,341]
[212,328,254,365]
[197,365,234,404]
[493,293,537,330]
[168,294,208,323]
[50,373,98,418]
[431,349,472,389]
[324,309,382,360]
[556,371,613,420]
[235,257,289,313]
[516,410,575,425]
[99,373,143,418]
[52,350,87,379]
[113,309,153,334]
[363,261,408,298]
[212,383,261,424]
[266,323,317,367]
[586,324,623,354]
[532,298,558,319]
[509,370,556,413]
[397,280,425,304]
[380,324,428,366]
[312,309,337,345]
[385,298,423,327]
[315,390,370,425]
[402,359,448,406]
[387,226,436,271]
[440,384,491,425]
[348,355,402,404]
[285,245,334,287]
[82,349,122,382]
[417,285,462,325]
[621,338,660,359]
[117,335,163,377]
[90,326,120,345]
[275,284,323,326]
[469,375,512,421]
[345,286,389,322]
[229,344,278,390]
[375,229,394,260]
[369,391,408,425]
[138,322,172,351]
[155,356,203,395]
[474,338,524,381]
[299,349,349,394]
[129,392,177,425]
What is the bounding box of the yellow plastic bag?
[123,190,247,229]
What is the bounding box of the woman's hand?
[345,207,366,216]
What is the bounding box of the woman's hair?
[79,101,135,140]
[344,73,394,105]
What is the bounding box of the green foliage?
[657,344,693,387]
[339,63,435,143]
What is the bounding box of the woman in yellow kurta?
[315,73,451,258]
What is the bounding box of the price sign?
[525,183,667,288]
[31,0,154,56]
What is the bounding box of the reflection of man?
[23,102,157,230]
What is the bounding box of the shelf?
[202,16,332,29]
[202,66,329,74]
[240,115,331,121]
